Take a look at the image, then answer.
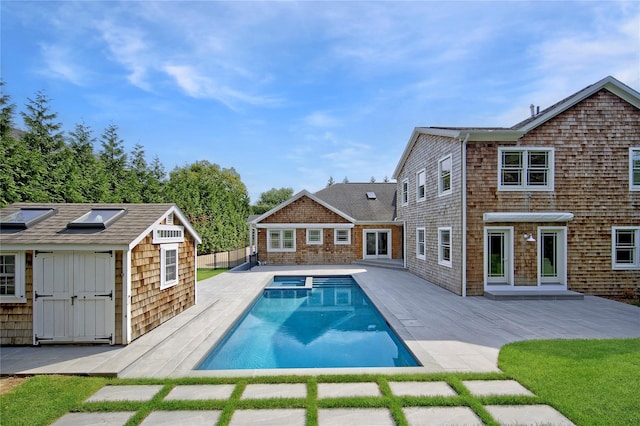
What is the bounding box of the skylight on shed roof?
[366,192,377,200]
[67,208,127,229]
[0,208,57,230]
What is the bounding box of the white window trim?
[267,229,296,252]
[160,243,179,290]
[401,178,409,206]
[438,227,452,267]
[416,227,426,260]
[306,228,323,245]
[612,226,640,270]
[334,229,351,245]
[0,252,26,303]
[438,154,452,196]
[630,147,640,191]
[498,147,555,191]
[416,168,426,202]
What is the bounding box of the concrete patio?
[1,265,639,378]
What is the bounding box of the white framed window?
[416,227,426,260]
[268,229,296,252]
[438,155,452,195]
[438,227,452,267]
[401,178,409,205]
[160,244,179,290]
[630,148,640,191]
[334,229,351,245]
[0,252,26,303]
[498,147,554,191]
[306,229,323,245]
[416,169,426,201]
[612,227,640,269]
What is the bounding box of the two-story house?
[393,76,639,298]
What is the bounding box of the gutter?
[461,133,470,297]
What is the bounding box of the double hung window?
[630,148,640,191]
[416,228,426,260]
[160,244,179,289]
[334,229,351,245]
[0,253,26,302]
[268,229,296,252]
[499,148,554,190]
[612,227,640,269]
[438,227,452,267]
[438,155,452,195]
[416,169,426,201]
[306,229,322,244]
[401,179,409,205]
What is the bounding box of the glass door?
[539,228,566,286]
[364,230,391,259]
[486,228,512,285]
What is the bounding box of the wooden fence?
[197,246,253,269]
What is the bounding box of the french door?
[538,228,567,287]
[485,228,513,286]
[364,230,391,259]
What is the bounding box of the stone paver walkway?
[52,379,576,425]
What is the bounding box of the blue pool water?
[197,276,419,370]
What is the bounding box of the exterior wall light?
[523,233,536,242]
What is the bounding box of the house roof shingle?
[0,203,200,246]
[314,183,397,222]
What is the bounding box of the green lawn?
[2,339,638,425]
[499,338,640,426]
[197,268,228,281]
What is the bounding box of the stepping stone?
[229,409,306,426]
[317,382,381,398]
[85,385,164,402]
[52,412,136,425]
[485,405,575,425]
[318,408,394,425]
[404,407,483,426]
[388,381,457,397]
[241,383,306,399]
[140,410,221,425]
[164,384,235,400]
[462,380,534,397]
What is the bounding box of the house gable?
[260,194,353,225]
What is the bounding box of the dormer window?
[67,209,126,229]
[0,208,56,230]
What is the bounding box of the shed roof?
[0,203,201,247]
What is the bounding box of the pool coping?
[1,264,639,378]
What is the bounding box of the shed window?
[160,243,179,289]
[153,225,184,244]
[68,208,126,229]
[0,208,56,230]
[0,252,26,303]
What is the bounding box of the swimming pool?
[197,276,419,370]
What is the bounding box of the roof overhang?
[483,212,574,223]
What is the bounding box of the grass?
[3,339,639,425]
[197,268,228,281]
[499,338,640,426]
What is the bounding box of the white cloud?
[304,111,342,128]
[39,43,87,85]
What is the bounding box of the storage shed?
[0,203,201,345]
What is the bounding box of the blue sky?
[2,1,639,202]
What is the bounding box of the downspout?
[461,133,470,297]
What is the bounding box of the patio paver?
[317,382,381,398]
[462,380,534,396]
[484,405,576,425]
[164,384,235,400]
[388,381,457,397]
[139,410,221,425]
[403,406,483,426]
[51,412,136,426]
[241,383,307,399]
[318,408,395,426]
[229,409,306,426]
[84,385,164,402]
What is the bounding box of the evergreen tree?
[67,123,108,202]
[252,187,293,214]
[327,176,335,187]
[99,124,128,202]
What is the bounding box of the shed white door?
[33,251,115,345]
